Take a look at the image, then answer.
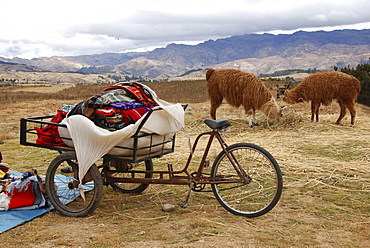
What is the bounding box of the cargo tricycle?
[20,105,282,218]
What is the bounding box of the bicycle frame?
[101,128,248,187]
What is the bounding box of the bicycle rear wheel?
[45,151,104,217]
[211,143,282,218]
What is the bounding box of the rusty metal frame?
[101,129,246,186]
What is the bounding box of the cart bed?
[20,106,181,163]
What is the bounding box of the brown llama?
[276,84,290,99]
[206,68,283,127]
[283,71,361,125]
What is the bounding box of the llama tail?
[206,68,215,81]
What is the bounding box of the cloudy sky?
[1,0,370,59]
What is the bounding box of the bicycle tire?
[45,151,104,217]
[211,143,283,218]
[109,160,153,193]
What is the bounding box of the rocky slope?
[1,29,370,80]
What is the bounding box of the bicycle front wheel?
[45,151,104,217]
[211,143,282,218]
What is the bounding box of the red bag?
[35,110,67,146]
[7,183,35,209]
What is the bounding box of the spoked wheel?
[211,143,283,218]
[45,151,104,217]
[107,159,153,193]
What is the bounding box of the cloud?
[309,14,328,22]
[1,0,370,59]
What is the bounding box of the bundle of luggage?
[35,82,159,147]
[0,169,48,211]
[68,82,158,130]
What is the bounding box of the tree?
[341,63,370,106]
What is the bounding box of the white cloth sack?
[59,128,175,156]
[61,83,185,184]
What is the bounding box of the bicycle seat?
[204,119,230,130]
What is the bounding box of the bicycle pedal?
[61,166,73,173]
[204,160,210,167]
[178,200,189,208]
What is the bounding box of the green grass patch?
[298,141,366,162]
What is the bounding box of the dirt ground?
[0,84,369,247]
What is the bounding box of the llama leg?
[310,102,315,121]
[246,109,257,127]
[210,95,223,119]
[347,102,356,125]
[311,102,320,122]
[335,101,347,125]
[335,101,356,125]
[315,103,320,122]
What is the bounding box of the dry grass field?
[0,82,369,247]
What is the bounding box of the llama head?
[261,98,284,120]
[276,84,290,99]
[282,89,304,104]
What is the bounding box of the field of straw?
[0,81,369,247]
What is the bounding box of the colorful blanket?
[82,82,159,131]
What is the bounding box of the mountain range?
[1,29,370,80]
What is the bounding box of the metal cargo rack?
[20,105,186,163]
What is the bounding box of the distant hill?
[1,29,370,80]
[0,60,48,72]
